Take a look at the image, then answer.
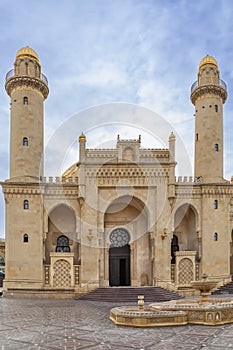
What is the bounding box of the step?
[77,286,183,303]
[212,281,233,295]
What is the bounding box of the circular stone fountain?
[110,275,233,327]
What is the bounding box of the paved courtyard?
[0,298,233,349]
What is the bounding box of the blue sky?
[0,0,233,237]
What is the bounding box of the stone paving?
[0,298,233,349]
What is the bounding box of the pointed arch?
[173,203,198,253]
[104,195,149,223]
[45,204,77,264]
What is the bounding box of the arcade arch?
[173,204,198,261]
[45,204,78,264]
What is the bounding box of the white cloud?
[78,61,127,88]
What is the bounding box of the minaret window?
[56,235,70,252]
[23,233,29,243]
[24,200,29,210]
[214,200,218,209]
[196,133,199,141]
[214,232,218,241]
[215,143,219,151]
[23,96,28,105]
[23,137,28,146]
[214,105,218,112]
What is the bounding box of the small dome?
[16,46,40,64]
[169,132,176,140]
[199,55,218,69]
[79,132,86,142]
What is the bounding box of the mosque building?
[1,47,233,298]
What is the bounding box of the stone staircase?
[76,286,183,303]
[212,281,233,296]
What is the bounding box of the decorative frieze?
[94,167,169,179]
[2,183,79,200]
[2,187,42,195]
[176,184,233,198]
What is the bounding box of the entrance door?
[109,245,130,286]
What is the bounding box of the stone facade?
[1,48,233,298]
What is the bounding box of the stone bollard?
[138,295,144,310]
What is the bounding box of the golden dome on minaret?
[199,55,218,69]
[15,46,40,64]
[169,131,176,140]
[79,132,86,142]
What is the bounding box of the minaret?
[78,132,86,200]
[190,55,227,183]
[79,132,86,163]
[5,46,49,181]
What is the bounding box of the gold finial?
[199,55,218,69]
[79,132,86,142]
[15,46,40,64]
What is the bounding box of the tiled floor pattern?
[0,298,233,349]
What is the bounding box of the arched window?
[214,232,218,241]
[214,105,218,112]
[56,235,70,252]
[215,143,219,151]
[214,200,218,209]
[23,233,29,243]
[24,200,29,210]
[23,137,28,146]
[23,96,28,105]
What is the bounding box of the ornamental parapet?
[175,176,203,183]
[84,148,170,163]
[176,176,194,183]
[40,176,78,184]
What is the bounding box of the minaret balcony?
[5,69,49,99]
[6,68,48,86]
[190,79,227,105]
[191,78,227,93]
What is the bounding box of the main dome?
[199,55,218,69]
[16,46,40,64]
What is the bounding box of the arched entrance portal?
[109,228,130,286]
[104,195,149,286]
